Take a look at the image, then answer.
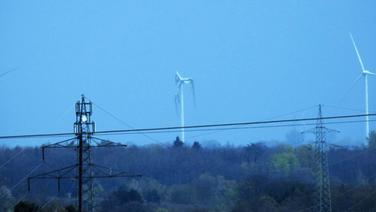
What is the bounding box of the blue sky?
[0,0,375,146]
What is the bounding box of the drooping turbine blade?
[175,94,180,116]
[191,80,196,106]
[349,33,366,72]
[188,79,196,106]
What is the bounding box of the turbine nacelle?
[363,70,375,76]
[175,72,193,85]
[175,71,196,104]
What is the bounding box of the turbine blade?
[0,68,16,78]
[176,71,182,78]
[175,71,183,83]
[349,33,366,72]
[175,94,180,116]
[368,71,376,76]
[175,75,179,85]
[188,79,196,106]
[337,73,363,103]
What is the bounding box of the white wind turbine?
[175,72,195,143]
[349,33,375,140]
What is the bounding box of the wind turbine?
[349,33,375,140]
[175,72,195,143]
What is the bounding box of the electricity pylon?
[304,104,338,212]
[28,95,141,212]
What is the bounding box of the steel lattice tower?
[74,95,95,211]
[28,95,141,212]
[313,104,333,212]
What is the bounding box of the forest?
[0,131,375,212]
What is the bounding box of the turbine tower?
[349,33,375,140]
[175,72,195,143]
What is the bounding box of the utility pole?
[309,105,337,212]
[28,95,141,212]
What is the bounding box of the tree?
[244,143,266,163]
[168,184,196,204]
[192,141,202,150]
[100,187,144,211]
[14,201,39,212]
[368,130,376,150]
[144,189,161,204]
[271,147,299,175]
[173,137,184,148]
[65,205,77,212]
[0,185,13,211]
[116,188,143,204]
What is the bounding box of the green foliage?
[155,208,168,212]
[100,186,145,211]
[2,142,376,211]
[294,145,314,168]
[126,178,167,203]
[233,176,314,211]
[331,185,376,212]
[271,147,299,174]
[244,143,266,164]
[169,184,196,204]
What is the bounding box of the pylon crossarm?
[301,129,315,135]
[29,164,77,179]
[87,173,142,179]
[87,163,112,175]
[30,164,77,178]
[42,137,77,160]
[91,142,127,148]
[87,163,137,176]
[28,164,77,192]
[322,127,340,133]
[30,174,141,180]
[42,138,77,148]
[91,137,127,147]
[84,163,141,178]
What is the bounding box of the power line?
[88,99,161,143]
[323,104,376,114]
[0,113,374,140]
[97,119,376,137]
[0,148,26,169]
[268,105,317,119]
[96,113,376,135]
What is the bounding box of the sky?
[0,0,375,147]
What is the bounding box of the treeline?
[1,131,376,211]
